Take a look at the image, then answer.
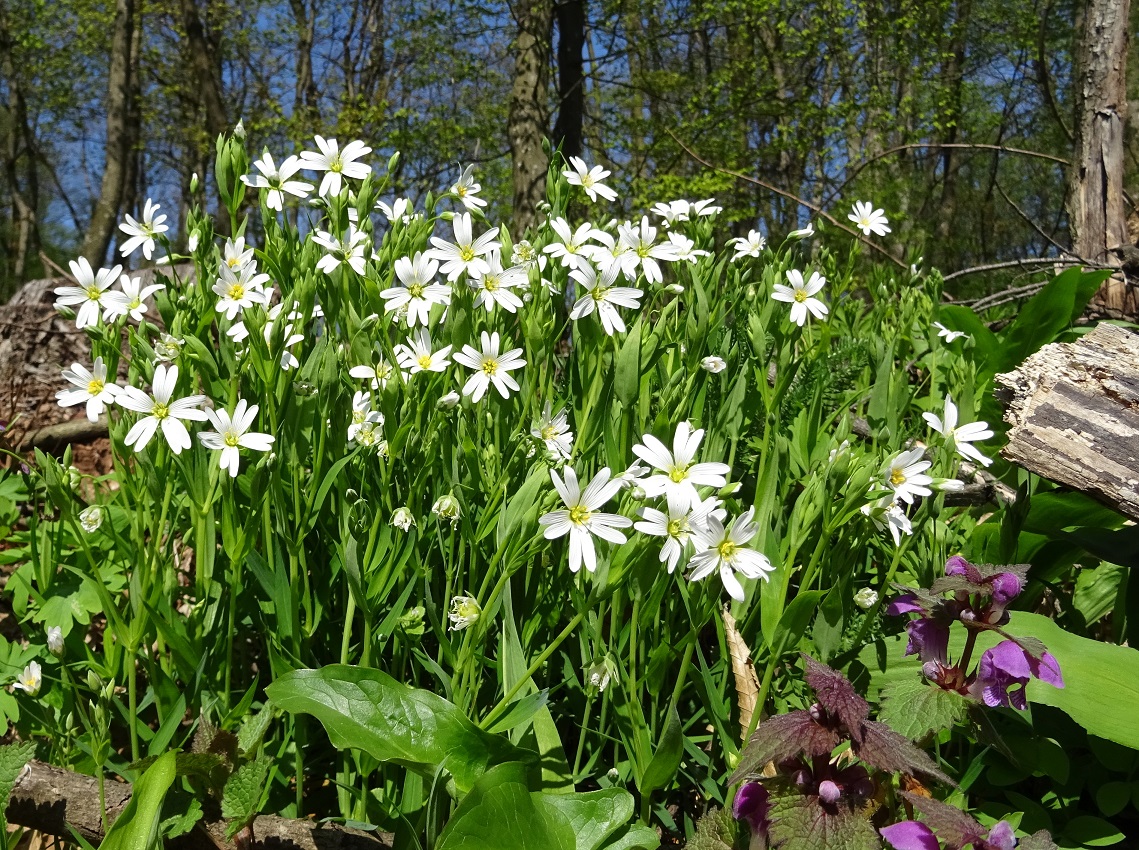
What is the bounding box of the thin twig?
[942,257,1072,281]
[666,130,908,270]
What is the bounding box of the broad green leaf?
[487,690,550,735]
[221,757,271,839]
[1060,815,1124,847]
[601,823,663,850]
[99,750,176,850]
[878,678,968,740]
[267,665,530,792]
[532,788,634,850]
[768,590,824,653]
[0,741,36,831]
[435,762,575,850]
[639,706,683,794]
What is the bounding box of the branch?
[941,257,1071,281]
[666,130,909,270]
[7,760,393,850]
[16,417,109,453]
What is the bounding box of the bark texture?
[1068,0,1135,316]
[995,323,1139,520]
[508,0,552,234]
[552,0,585,160]
[5,760,394,850]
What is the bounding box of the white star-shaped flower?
[772,269,828,326]
[453,331,526,402]
[563,156,617,203]
[116,364,208,454]
[922,395,994,467]
[198,399,275,477]
[633,421,730,508]
[848,201,891,237]
[56,357,119,422]
[299,136,372,197]
[538,467,632,574]
[687,508,774,601]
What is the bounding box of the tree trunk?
[81,0,137,265]
[995,323,1139,521]
[290,0,320,129]
[1068,0,1135,315]
[0,0,40,294]
[507,0,552,234]
[552,0,585,159]
[178,0,228,142]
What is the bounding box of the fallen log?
[6,760,393,849]
[994,323,1139,521]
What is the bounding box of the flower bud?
[665,283,685,294]
[437,391,461,409]
[700,355,727,374]
[818,780,841,804]
[190,172,200,193]
[432,493,461,525]
[47,626,64,657]
[606,768,620,782]
[66,466,82,491]
[233,119,246,140]
[853,588,878,610]
[391,507,416,531]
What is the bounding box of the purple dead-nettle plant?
[885,556,1064,709]
[729,656,954,850]
[881,791,1058,850]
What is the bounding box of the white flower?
[861,496,912,546]
[349,358,394,389]
[538,467,632,574]
[453,332,526,402]
[789,223,815,239]
[853,588,879,610]
[448,595,482,630]
[828,440,851,464]
[432,493,462,525]
[667,232,710,264]
[586,656,619,692]
[425,212,500,281]
[57,357,119,422]
[198,399,275,477]
[119,199,169,259]
[12,661,41,696]
[580,229,634,278]
[568,262,643,336]
[632,421,730,509]
[511,239,546,271]
[922,396,994,467]
[730,229,766,260]
[241,152,313,210]
[617,216,678,284]
[348,391,382,442]
[687,508,773,601]
[391,507,416,531]
[650,200,690,227]
[563,157,617,203]
[848,201,891,237]
[102,274,165,323]
[381,252,450,327]
[450,164,487,210]
[116,364,208,454]
[79,505,105,533]
[469,250,527,313]
[222,236,255,272]
[395,328,453,375]
[772,269,829,326]
[313,226,369,276]
[933,321,969,343]
[614,462,650,490]
[55,258,122,328]
[635,491,724,574]
[154,333,184,362]
[213,262,270,320]
[690,198,722,217]
[531,402,573,460]
[882,448,933,504]
[700,356,727,374]
[47,626,64,657]
[544,217,600,269]
[437,390,461,409]
[377,197,418,225]
[299,136,372,197]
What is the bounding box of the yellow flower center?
[460,246,476,263]
[668,466,688,483]
[228,283,245,301]
[456,185,467,197]
[416,354,434,370]
[481,358,499,376]
[582,174,594,187]
[224,431,240,447]
[330,155,344,173]
[717,539,738,560]
[227,257,241,268]
[86,286,102,300]
[666,518,685,537]
[352,410,366,424]
[636,244,651,258]
[152,402,170,420]
[794,289,808,303]
[482,276,500,292]
[569,504,591,525]
[541,424,558,440]
[890,468,907,486]
[129,297,141,309]
[408,282,424,298]
[87,378,105,396]
[590,286,608,302]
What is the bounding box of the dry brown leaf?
[722,605,760,740]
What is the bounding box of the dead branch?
[7,760,393,850]
[16,417,109,453]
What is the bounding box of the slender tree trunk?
[1068,0,1134,314]
[0,0,39,293]
[290,0,320,129]
[932,0,972,269]
[552,0,585,159]
[81,0,137,265]
[179,0,228,142]
[507,0,552,234]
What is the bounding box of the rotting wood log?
[16,417,109,453]
[994,322,1139,521]
[6,760,394,850]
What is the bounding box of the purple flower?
[989,572,1023,607]
[733,781,771,833]
[984,821,1017,850]
[817,779,842,804]
[881,821,940,850]
[973,640,1064,710]
[945,555,970,576]
[886,593,924,616]
[906,618,949,664]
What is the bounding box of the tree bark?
[0,0,40,295]
[1067,0,1135,315]
[507,0,553,234]
[552,0,585,160]
[6,760,394,850]
[178,0,229,143]
[290,0,321,128]
[81,0,137,266]
[995,323,1139,521]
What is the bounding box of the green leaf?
[487,690,550,735]
[639,706,683,794]
[435,762,575,850]
[99,750,176,850]
[614,318,643,408]
[236,708,274,755]
[767,782,881,850]
[159,795,203,839]
[1094,781,1132,817]
[812,583,845,663]
[0,741,36,831]
[532,788,634,850]
[600,823,662,850]
[769,590,824,654]
[1061,815,1124,847]
[221,757,271,838]
[267,665,530,792]
[684,807,740,850]
[877,678,968,740]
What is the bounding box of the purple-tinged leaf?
[855,722,955,787]
[928,575,983,597]
[766,785,881,850]
[899,791,984,848]
[1016,830,1060,850]
[974,562,1030,584]
[729,712,841,784]
[802,656,869,735]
